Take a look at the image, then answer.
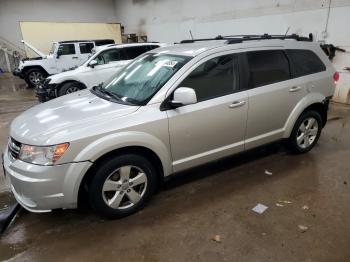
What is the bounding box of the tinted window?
[179,55,238,102]
[95,39,114,46]
[247,50,290,88]
[95,49,125,65]
[125,46,149,59]
[286,49,326,78]
[58,44,75,55]
[79,43,94,54]
[148,45,160,50]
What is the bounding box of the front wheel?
[58,82,84,96]
[287,110,322,154]
[25,68,46,88]
[88,154,157,219]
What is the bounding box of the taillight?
[333,72,340,85]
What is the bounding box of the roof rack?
[179,33,313,44]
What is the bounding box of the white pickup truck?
[13,39,115,87]
[35,42,167,102]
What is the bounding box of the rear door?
[244,49,307,149]
[167,53,248,172]
[78,42,95,64]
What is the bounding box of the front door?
[167,53,248,172]
[55,43,80,72]
[82,48,131,88]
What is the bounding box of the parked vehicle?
[3,34,337,218]
[13,39,115,87]
[36,43,167,102]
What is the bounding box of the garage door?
[20,22,122,57]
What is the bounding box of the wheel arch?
[22,65,49,76]
[283,93,329,138]
[77,145,165,208]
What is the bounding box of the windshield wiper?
[93,84,123,102]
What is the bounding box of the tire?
[287,110,322,154]
[58,82,84,97]
[25,68,46,88]
[88,154,157,219]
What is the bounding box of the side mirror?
[56,50,62,59]
[89,60,98,68]
[170,87,197,108]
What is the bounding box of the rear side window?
[179,54,239,102]
[148,45,160,50]
[124,46,150,59]
[58,44,75,55]
[79,43,94,54]
[247,50,290,88]
[286,49,326,78]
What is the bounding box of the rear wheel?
[287,110,322,154]
[88,154,157,219]
[58,82,84,96]
[25,68,46,88]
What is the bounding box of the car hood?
[10,90,140,145]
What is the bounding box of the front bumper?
[2,148,92,212]
[35,79,57,103]
[12,68,24,78]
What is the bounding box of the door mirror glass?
[89,59,98,68]
[171,87,197,107]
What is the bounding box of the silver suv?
[3,34,337,218]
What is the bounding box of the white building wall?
[115,0,350,103]
[0,0,118,48]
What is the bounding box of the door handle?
[72,56,79,59]
[229,100,246,108]
[289,86,302,92]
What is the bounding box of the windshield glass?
[101,53,191,105]
[49,43,57,55]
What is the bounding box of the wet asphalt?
[0,73,350,262]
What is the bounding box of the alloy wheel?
[29,71,43,85]
[102,165,148,210]
[66,86,80,94]
[296,117,319,149]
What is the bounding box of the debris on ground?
[212,235,221,242]
[265,170,273,176]
[261,232,267,236]
[278,200,292,204]
[276,203,284,207]
[302,205,309,210]
[252,203,268,214]
[298,225,308,233]
[344,181,347,185]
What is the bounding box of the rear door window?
[124,46,150,59]
[286,49,326,78]
[79,43,94,54]
[246,50,290,88]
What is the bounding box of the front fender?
[283,92,326,138]
[74,131,173,176]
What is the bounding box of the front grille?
[8,138,21,160]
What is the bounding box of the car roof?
[58,39,114,44]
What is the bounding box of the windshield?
[49,43,57,55]
[100,53,191,105]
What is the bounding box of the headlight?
[18,143,69,165]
